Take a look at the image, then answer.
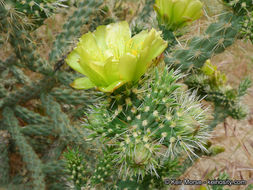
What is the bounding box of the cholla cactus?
[83,65,210,181]
[0,0,66,32]
[185,60,251,120]
[154,0,203,30]
[222,0,253,43]
[63,148,87,188]
[66,21,167,92]
[240,11,253,42]
[223,0,253,15]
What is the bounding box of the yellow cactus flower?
[154,0,203,30]
[66,21,167,92]
[201,59,227,88]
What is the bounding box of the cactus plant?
[222,0,253,43]
[81,65,210,188]
[0,0,252,189]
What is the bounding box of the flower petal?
[105,21,131,58]
[78,56,108,86]
[164,0,174,21]
[119,53,138,82]
[129,30,149,52]
[182,0,203,21]
[66,21,167,93]
[134,29,167,80]
[98,80,126,92]
[134,48,150,81]
[65,49,86,75]
[146,30,168,60]
[93,25,108,51]
[78,32,102,62]
[70,77,96,89]
[172,0,188,24]
[104,57,120,84]
[154,0,163,14]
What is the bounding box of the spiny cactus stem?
[208,105,228,130]
[42,160,68,176]
[2,107,46,190]
[42,138,67,162]
[0,130,10,184]
[165,12,242,72]
[14,105,51,124]
[0,76,56,109]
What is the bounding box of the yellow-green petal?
[78,32,103,62]
[119,53,138,81]
[164,0,173,21]
[65,21,167,93]
[129,30,149,52]
[93,25,108,52]
[182,1,203,21]
[70,77,96,89]
[78,58,107,86]
[105,21,131,58]
[134,48,150,81]
[98,80,125,92]
[134,29,167,80]
[172,0,188,24]
[144,29,168,62]
[76,45,108,84]
[154,0,163,14]
[104,58,120,84]
[65,49,86,75]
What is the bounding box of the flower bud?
[154,0,203,30]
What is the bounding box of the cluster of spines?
[84,67,210,184]
[63,148,87,188]
[90,149,115,188]
[126,69,209,160]
[0,0,65,37]
[240,11,253,42]
[15,0,55,17]
[185,72,251,120]
[223,0,253,15]
[223,0,253,42]
[125,157,183,189]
